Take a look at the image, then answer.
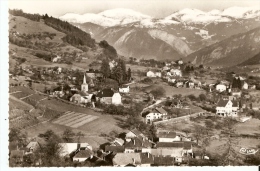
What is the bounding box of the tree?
[100,59,110,80]
[127,68,132,82]
[199,93,207,102]
[111,62,123,85]
[76,131,84,143]
[150,87,166,99]
[62,128,75,142]
[9,128,28,148]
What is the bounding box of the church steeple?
[81,73,88,92]
[83,74,87,84]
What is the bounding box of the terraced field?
[52,111,99,128]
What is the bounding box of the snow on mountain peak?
[221,6,260,18]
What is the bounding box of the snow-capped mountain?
[60,7,260,62]
[60,8,151,27]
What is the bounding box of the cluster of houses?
[10,128,199,167]
[50,70,131,106]
[104,129,195,166]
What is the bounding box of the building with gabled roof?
[125,128,147,142]
[73,148,93,162]
[96,88,121,105]
[124,137,153,153]
[216,99,239,117]
[140,153,154,167]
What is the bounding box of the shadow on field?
[113,116,129,130]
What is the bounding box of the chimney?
[77,143,81,150]
[148,153,149,158]
[133,139,135,145]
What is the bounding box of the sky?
[8,0,260,18]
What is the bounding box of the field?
[142,83,206,97]
[24,111,126,149]
[52,111,99,128]
[9,96,34,110]
[234,118,260,135]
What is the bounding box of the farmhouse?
[216,99,239,117]
[70,92,95,104]
[96,88,122,105]
[111,138,125,146]
[155,72,162,77]
[105,145,125,154]
[119,85,130,93]
[85,69,102,78]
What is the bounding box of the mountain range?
[60,7,260,66]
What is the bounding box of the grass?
[234,118,260,135]
[9,96,34,110]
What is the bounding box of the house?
[70,92,95,104]
[157,131,181,142]
[249,85,256,90]
[105,146,125,154]
[57,67,62,74]
[140,153,154,167]
[81,74,88,93]
[175,80,184,88]
[216,84,227,92]
[147,71,155,77]
[112,153,141,167]
[109,60,117,69]
[88,78,95,87]
[124,137,153,153]
[119,85,130,93]
[96,88,122,105]
[25,141,40,155]
[73,149,93,162]
[146,107,168,124]
[177,60,183,65]
[59,143,92,158]
[163,66,170,71]
[170,69,182,77]
[125,129,147,142]
[216,99,239,117]
[52,55,61,63]
[167,77,176,83]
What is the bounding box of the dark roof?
[156,142,192,149]
[86,69,100,73]
[140,153,154,164]
[105,145,125,153]
[125,137,152,148]
[217,99,229,107]
[153,156,174,165]
[96,89,115,98]
[120,85,129,88]
[157,131,177,138]
[74,149,93,158]
[155,107,167,114]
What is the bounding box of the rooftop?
[105,145,125,153]
[113,153,141,166]
[73,149,93,159]
[157,131,177,138]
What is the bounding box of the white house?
[96,88,122,105]
[216,99,239,117]
[170,69,182,77]
[216,84,227,92]
[57,67,62,74]
[147,71,155,77]
[113,153,141,167]
[157,131,181,142]
[52,55,61,63]
[59,143,92,157]
[146,107,168,124]
[119,85,130,93]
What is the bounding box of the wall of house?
[112,93,122,105]
[159,136,181,142]
[101,97,112,104]
[73,157,88,162]
[125,148,135,153]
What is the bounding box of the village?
[9,56,260,167]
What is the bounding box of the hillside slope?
[9,9,118,72]
[185,27,260,67]
[238,52,260,66]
